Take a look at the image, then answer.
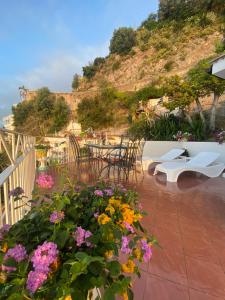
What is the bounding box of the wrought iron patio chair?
[69,134,91,162]
[100,139,140,180]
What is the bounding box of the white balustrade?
[0,129,36,226]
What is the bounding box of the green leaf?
[107,261,121,277]
[54,230,69,249]
[103,288,115,300]
[7,293,23,300]
[70,262,87,281]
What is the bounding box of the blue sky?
[0,0,158,123]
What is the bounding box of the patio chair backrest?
[187,152,220,167]
[123,140,140,168]
[69,134,81,160]
[160,148,185,161]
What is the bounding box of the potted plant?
[0,181,157,300]
[35,144,50,171]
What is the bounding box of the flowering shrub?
[214,129,225,144]
[173,131,193,142]
[0,183,156,299]
[36,173,54,189]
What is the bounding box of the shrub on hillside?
[82,64,96,79]
[128,114,207,141]
[140,13,159,31]
[12,87,70,135]
[72,73,79,90]
[109,27,136,55]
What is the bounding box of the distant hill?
[77,14,223,93]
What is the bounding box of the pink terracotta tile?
[189,288,225,300]
[148,247,188,285]
[144,275,189,300]
[182,232,220,265]
[186,257,225,298]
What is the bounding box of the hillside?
[77,15,223,93]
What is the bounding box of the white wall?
[143,141,225,163]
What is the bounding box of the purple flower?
[94,212,99,218]
[26,271,47,294]
[74,226,92,247]
[94,190,103,197]
[4,244,27,263]
[121,236,131,254]
[31,241,58,274]
[50,211,65,224]
[104,189,113,196]
[141,239,152,262]
[9,187,24,197]
[0,224,11,241]
[123,222,135,233]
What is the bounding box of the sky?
[0,0,158,123]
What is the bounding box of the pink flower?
[123,222,135,233]
[141,239,152,262]
[50,211,65,224]
[31,241,58,274]
[94,212,99,218]
[121,236,131,254]
[26,271,47,294]
[36,174,54,189]
[94,190,103,197]
[74,226,92,247]
[4,244,27,263]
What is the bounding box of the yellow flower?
[64,296,72,300]
[98,213,111,225]
[104,250,114,259]
[109,199,121,207]
[134,213,143,222]
[121,259,135,273]
[122,292,128,300]
[122,208,135,225]
[0,272,7,284]
[1,243,8,253]
[133,248,142,260]
[105,205,115,215]
[50,257,61,273]
[120,203,130,210]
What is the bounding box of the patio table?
[85,143,127,160]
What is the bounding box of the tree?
[163,76,196,126]
[13,87,70,135]
[140,13,158,31]
[109,27,136,55]
[72,74,79,90]
[187,60,225,130]
[82,64,96,79]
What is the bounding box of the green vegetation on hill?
[13,87,70,136]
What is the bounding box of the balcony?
[1,130,225,299]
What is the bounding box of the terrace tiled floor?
[48,161,225,300]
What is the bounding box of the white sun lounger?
[154,151,225,182]
[142,148,186,171]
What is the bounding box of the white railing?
[0,129,36,226]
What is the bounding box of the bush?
[140,13,158,31]
[72,73,79,90]
[128,114,208,141]
[164,60,174,72]
[215,40,225,53]
[112,61,121,71]
[0,182,156,299]
[93,57,105,67]
[82,64,96,79]
[12,88,70,135]
[109,27,136,55]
